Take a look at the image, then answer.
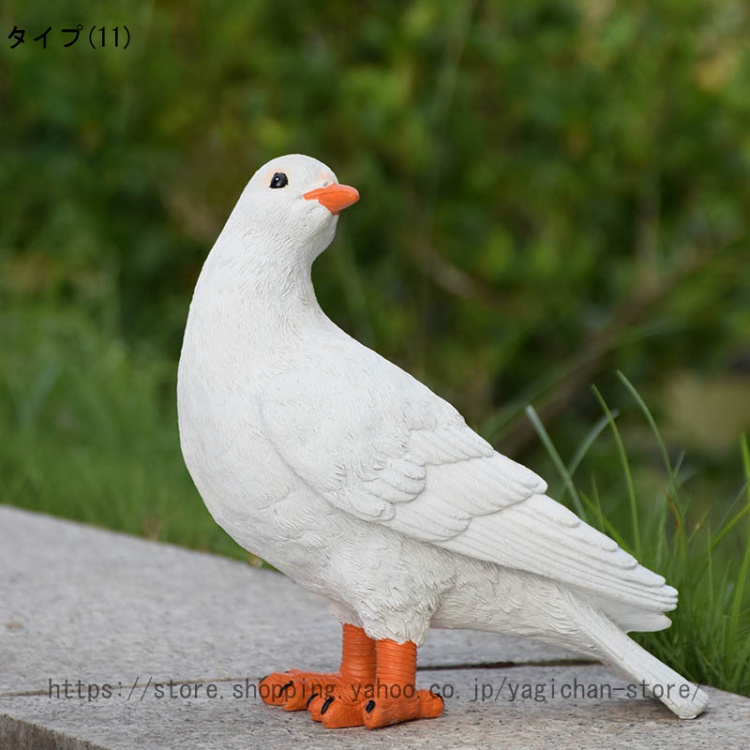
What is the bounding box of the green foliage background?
[1,0,749,692]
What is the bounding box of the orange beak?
[303,184,360,215]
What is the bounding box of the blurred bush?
[2,0,749,528]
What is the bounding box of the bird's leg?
[361,639,444,729]
[261,627,443,728]
[259,624,375,717]
[307,623,379,727]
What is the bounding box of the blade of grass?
[592,385,641,556]
[567,411,617,479]
[618,370,680,497]
[581,491,630,546]
[742,433,750,511]
[707,495,750,552]
[728,435,750,659]
[616,371,691,564]
[525,404,586,519]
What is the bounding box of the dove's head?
[230,154,359,263]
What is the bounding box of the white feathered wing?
[260,337,674,631]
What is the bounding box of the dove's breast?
[177,312,293,535]
[176,301,359,582]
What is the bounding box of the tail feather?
[569,596,708,719]
[584,593,673,633]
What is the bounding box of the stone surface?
[1,505,748,749]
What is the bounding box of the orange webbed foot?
[308,689,367,728]
[260,626,444,729]
[363,688,444,729]
[260,624,375,715]
[258,670,345,711]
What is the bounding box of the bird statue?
[177,154,708,729]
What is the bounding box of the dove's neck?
[191,225,330,350]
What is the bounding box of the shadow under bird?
[177,154,708,729]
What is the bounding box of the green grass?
[3,308,748,697]
[528,372,750,697]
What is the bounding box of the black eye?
[269,172,288,189]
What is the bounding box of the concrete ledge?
[1,505,748,749]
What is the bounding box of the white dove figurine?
[177,154,708,729]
